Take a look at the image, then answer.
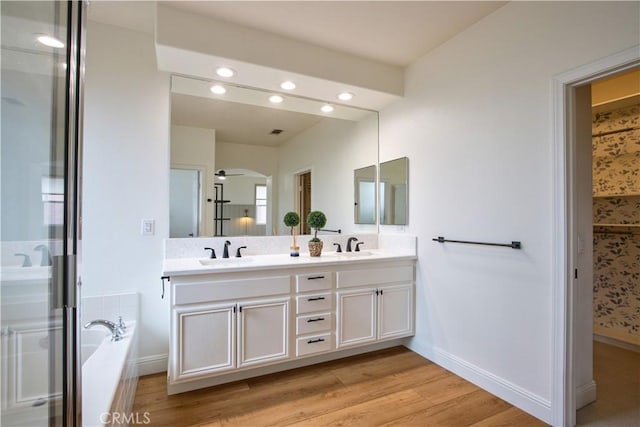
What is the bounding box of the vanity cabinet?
[174,303,236,380]
[237,298,289,368]
[167,259,415,394]
[336,265,414,348]
[169,275,290,384]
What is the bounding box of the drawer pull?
[307,275,325,280]
[307,338,325,344]
[307,296,326,301]
[307,317,325,323]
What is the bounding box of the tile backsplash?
[81,292,139,324]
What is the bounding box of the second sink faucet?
[346,237,358,252]
[223,240,231,258]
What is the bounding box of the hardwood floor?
[133,347,546,426]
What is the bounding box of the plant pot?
[308,240,323,257]
[290,245,300,257]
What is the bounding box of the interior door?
[1,1,85,425]
[170,168,201,237]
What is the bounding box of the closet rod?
[592,126,639,138]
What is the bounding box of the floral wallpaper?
[592,103,640,344]
[592,104,640,196]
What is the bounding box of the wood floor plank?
[219,363,448,427]
[380,389,512,427]
[469,406,547,427]
[413,371,481,405]
[329,349,430,385]
[133,346,547,427]
[284,389,427,427]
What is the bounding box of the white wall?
[379,1,639,422]
[277,114,378,236]
[222,176,267,205]
[82,21,170,369]
[170,125,216,236]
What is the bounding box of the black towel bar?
[432,236,522,249]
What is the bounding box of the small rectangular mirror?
[354,165,376,224]
[379,157,408,225]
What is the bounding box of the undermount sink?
[339,251,373,257]
[199,257,253,266]
[322,251,374,258]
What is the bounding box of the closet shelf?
[593,193,640,198]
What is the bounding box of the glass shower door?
[1,1,84,425]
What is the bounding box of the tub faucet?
[223,240,231,258]
[84,319,124,341]
[346,237,358,252]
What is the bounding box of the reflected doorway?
[296,171,312,234]
[170,168,202,237]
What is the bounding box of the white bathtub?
[82,322,137,427]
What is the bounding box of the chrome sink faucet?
[84,319,124,341]
[346,237,358,252]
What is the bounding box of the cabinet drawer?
[337,266,413,289]
[174,276,290,305]
[296,313,332,335]
[296,293,332,314]
[296,333,332,357]
[296,273,332,292]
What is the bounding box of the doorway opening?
[553,46,639,427]
[170,168,203,237]
[295,170,312,235]
[575,68,640,426]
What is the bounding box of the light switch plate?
[141,219,155,236]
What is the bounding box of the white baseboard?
[137,354,168,376]
[406,341,551,425]
[576,380,597,409]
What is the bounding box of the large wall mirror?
[379,157,408,225]
[169,75,379,237]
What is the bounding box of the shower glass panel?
[1,1,84,425]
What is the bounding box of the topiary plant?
[306,210,327,242]
[283,212,300,248]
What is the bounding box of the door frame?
[551,45,639,427]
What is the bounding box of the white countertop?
[163,249,416,276]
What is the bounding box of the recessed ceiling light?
[216,67,235,78]
[280,81,296,90]
[36,34,64,49]
[269,95,284,104]
[337,92,354,101]
[210,84,226,95]
[321,104,334,113]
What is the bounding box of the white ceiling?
[89,1,506,67]
[88,1,507,146]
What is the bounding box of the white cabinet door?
[336,288,377,348]
[378,284,414,340]
[174,304,236,380]
[238,298,290,368]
